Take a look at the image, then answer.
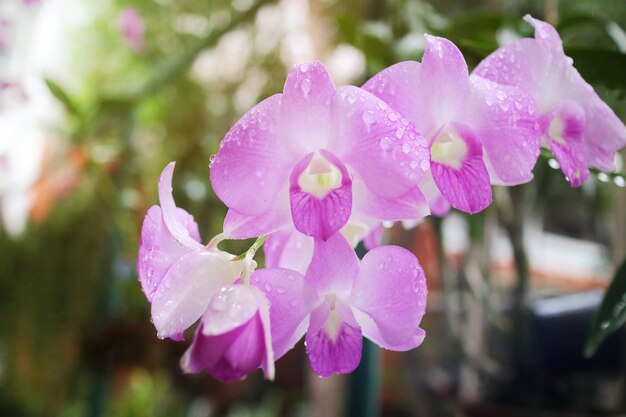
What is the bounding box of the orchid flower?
[363,35,541,215]
[138,162,245,340]
[118,7,145,53]
[209,61,430,243]
[251,233,427,377]
[181,284,274,382]
[473,15,626,186]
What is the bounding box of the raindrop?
[402,142,411,154]
[496,90,506,101]
[377,101,387,110]
[362,110,375,125]
[301,78,312,97]
[614,176,625,187]
[420,159,430,171]
[264,283,272,292]
[379,137,391,151]
[276,287,285,294]
[548,159,560,169]
[388,112,400,122]
[395,126,405,139]
[597,172,610,183]
[209,154,217,166]
[300,63,309,73]
[410,160,419,170]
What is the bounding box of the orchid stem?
[233,235,268,261]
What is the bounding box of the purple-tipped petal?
[181,285,274,382]
[158,163,203,251]
[550,140,589,186]
[430,123,492,214]
[289,150,352,240]
[138,205,202,301]
[305,302,362,377]
[264,230,314,275]
[350,245,427,349]
[151,251,243,339]
[210,94,295,216]
[251,268,315,359]
[467,76,541,185]
[305,233,359,298]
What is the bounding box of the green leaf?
[566,47,626,92]
[585,255,626,357]
[44,78,81,117]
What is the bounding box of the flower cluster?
[138,16,626,382]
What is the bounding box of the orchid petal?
[289,150,352,240]
[363,224,383,251]
[467,76,541,185]
[350,245,427,349]
[223,201,290,239]
[264,230,313,275]
[524,14,563,50]
[210,94,295,216]
[430,123,492,214]
[282,61,337,153]
[151,251,243,339]
[158,163,203,250]
[582,95,626,171]
[305,233,359,298]
[138,205,201,301]
[418,35,471,130]
[361,61,422,124]
[352,179,429,222]
[333,86,430,200]
[251,268,314,359]
[305,302,362,377]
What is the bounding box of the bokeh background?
[1,0,626,416]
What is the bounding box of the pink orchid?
[474,16,626,186]
[118,7,145,53]
[181,285,274,382]
[210,61,430,242]
[138,163,245,340]
[363,35,541,215]
[251,233,427,377]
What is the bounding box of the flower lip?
[297,151,345,198]
[429,124,469,170]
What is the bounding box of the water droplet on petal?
[380,136,391,151]
[388,112,399,121]
[362,110,375,125]
[276,287,285,294]
[300,63,309,73]
[377,101,387,110]
[301,78,312,97]
[209,154,217,167]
